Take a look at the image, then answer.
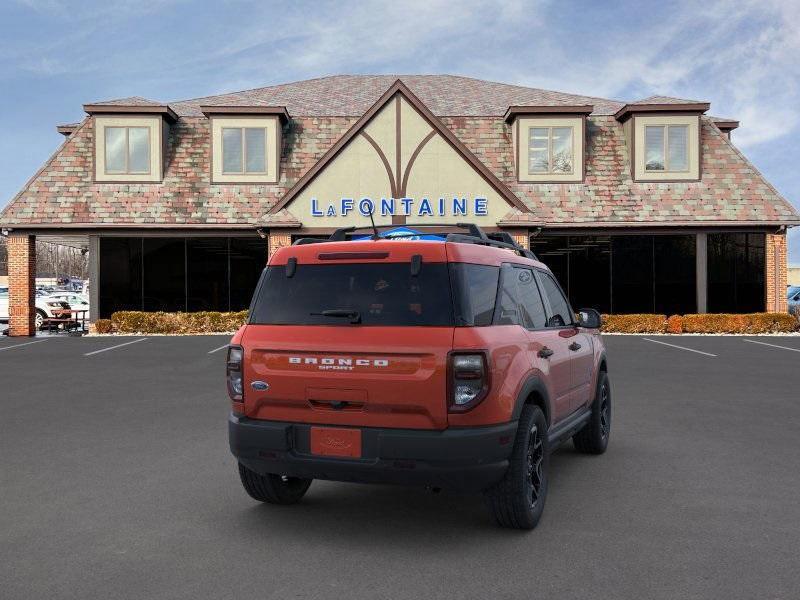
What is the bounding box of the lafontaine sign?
[310,196,488,218]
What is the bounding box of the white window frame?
[644,124,689,173]
[517,116,584,183]
[221,127,268,175]
[104,126,152,175]
[210,116,279,184]
[527,126,575,175]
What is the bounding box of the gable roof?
[270,79,530,214]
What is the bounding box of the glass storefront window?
[533,234,697,315]
[98,236,266,317]
[708,233,765,313]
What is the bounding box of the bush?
[111,311,248,334]
[94,319,113,334]
[601,314,666,333]
[665,314,683,334]
[680,313,798,334]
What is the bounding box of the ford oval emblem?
[251,381,269,391]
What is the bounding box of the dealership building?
[1,75,798,335]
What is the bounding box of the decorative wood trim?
[84,103,178,122]
[360,131,398,199]
[269,79,530,215]
[614,102,710,122]
[200,105,290,123]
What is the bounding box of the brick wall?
[7,234,36,336]
[765,232,788,313]
[268,230,292,260]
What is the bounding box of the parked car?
[789,286,800,315]
[0,288,71,329]
[227,224,610,530]
[45,292,90,320]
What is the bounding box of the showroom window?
[645,125,689,172]
[707,233,765,313]
[99,237,265,317]
[531,234,696,314]
[528,126,573,174]
[222,127,267,174]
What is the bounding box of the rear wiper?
[310,309,362,324]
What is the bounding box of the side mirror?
[578,308,602,329]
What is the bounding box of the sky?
[1,0,798,261]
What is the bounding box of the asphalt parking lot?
[1,334,799,599]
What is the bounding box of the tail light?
[448,351,490,412]
[227,345,244,401]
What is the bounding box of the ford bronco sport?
[228,224,610,529]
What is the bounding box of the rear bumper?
[229,413,517,492]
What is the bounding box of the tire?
[573,371,611,454]
[35,309,46,330]
[484,405,549,530]
[237,462,312,505]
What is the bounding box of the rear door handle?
[568,342,582,351]
[538,347,554,359]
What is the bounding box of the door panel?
[528,329,572,422]
[561,327,594,411]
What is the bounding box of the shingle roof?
[168,74,626,117]
[631,95,707,105]
[2,75,796,229]
[87,96,164,107]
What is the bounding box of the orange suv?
[228,224,610,529]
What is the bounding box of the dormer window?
[505,106,591,184]
[644,124,688,172]
[202,106,289,184]
[105,126,151,174]
[84,101,175,183]
[222,127,268,174]
[528,126,574,174]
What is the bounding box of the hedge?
[101,310,797,334]
[601,312,798,334]
[110,311,248,334]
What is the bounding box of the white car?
[0,287,73,329]
[45,292,90,321]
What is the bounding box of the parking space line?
[743,339,800,353]
[0,339,49,352]
[642,337,717,357]
[207,343,229,354]
[84,338,147,356]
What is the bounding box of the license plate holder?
[310,427,362,458]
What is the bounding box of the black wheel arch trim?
[511,375,552,426]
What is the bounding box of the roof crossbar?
[290,222,538,260]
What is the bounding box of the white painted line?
[207,343,229,355]
[743,338,800,353]
[84,338,147,356]
[0,339,49,352]
[642,337,717,357]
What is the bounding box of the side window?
[538,271,573,327]
[515,268,548,329]
[449,263,500,326]
[495,265,521,325]
[494,265,547,329]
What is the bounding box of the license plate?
[310,427,362,458]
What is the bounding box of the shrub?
[681,313,798,334]
[111,311,248,334]
[94,319,113,334]
[601,314,666,333]
[665,314,683,334]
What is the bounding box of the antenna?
[367,203,379,240]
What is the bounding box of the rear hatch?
[241,242,454,430]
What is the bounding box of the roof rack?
[292,223,538,260]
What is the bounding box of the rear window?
[249,263,454,326]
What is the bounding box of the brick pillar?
[8,234,36,336]
[765,232,788,313]
[267,230,292,260]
